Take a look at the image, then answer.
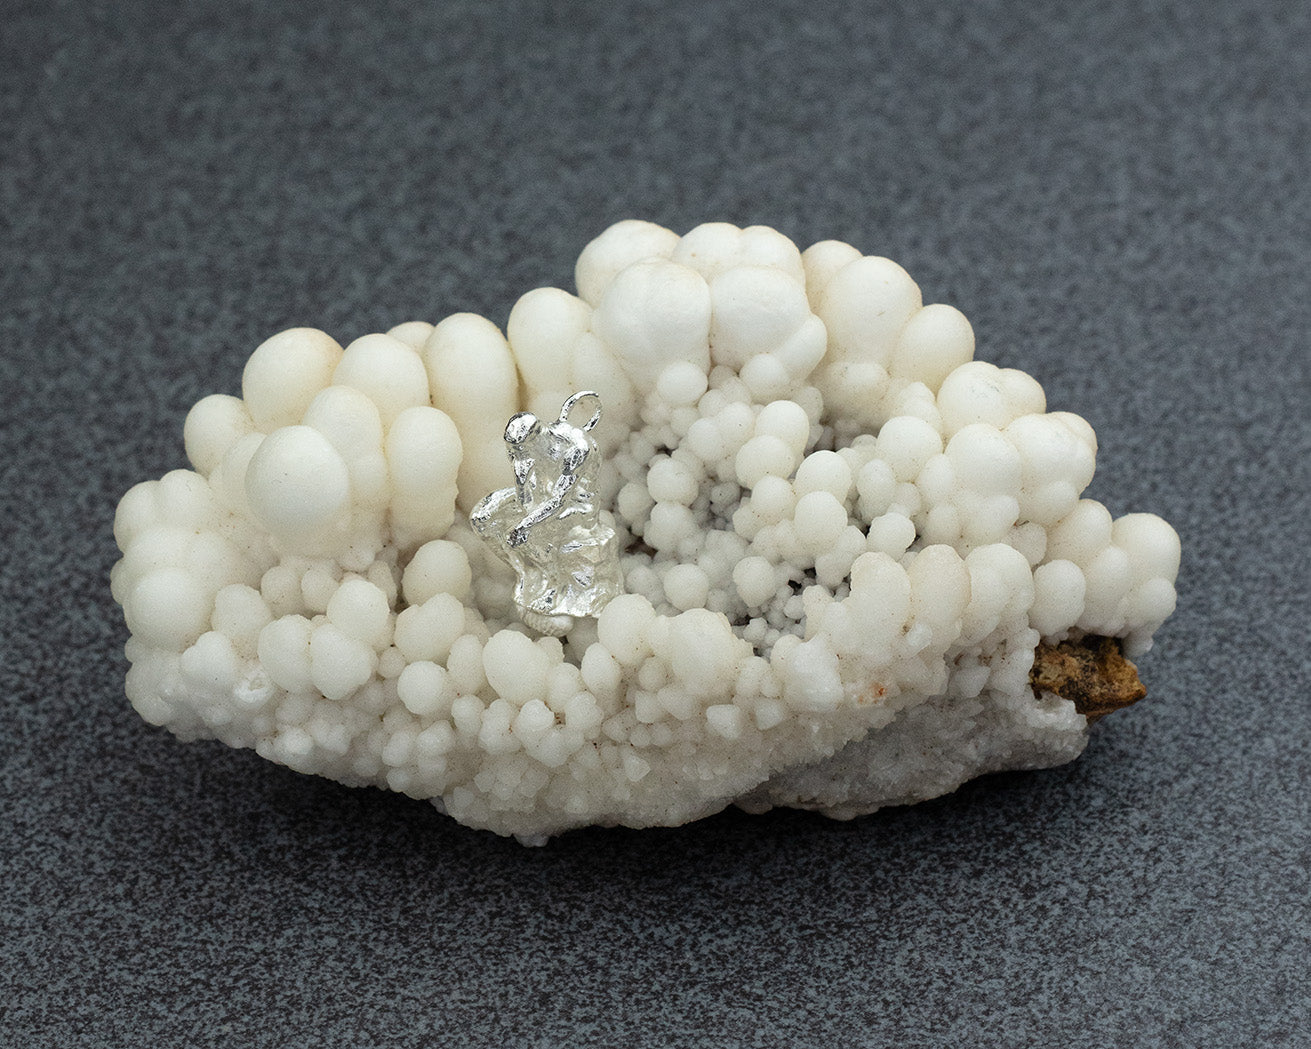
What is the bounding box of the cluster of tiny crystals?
[110,221,1180,842]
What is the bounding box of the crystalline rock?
[111,220,1181,843]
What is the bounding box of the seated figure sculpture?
[471,391,623,636]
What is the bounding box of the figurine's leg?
[470,488,519,567]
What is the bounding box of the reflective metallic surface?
[472,392,623,634]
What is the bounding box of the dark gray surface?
[2,0,1308,1045]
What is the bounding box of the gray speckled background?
[2,0,1308,1045]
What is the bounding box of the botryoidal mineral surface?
[111,221,1180,843]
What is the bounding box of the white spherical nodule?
[402,540,473,606]
[575,219,681,306]
[998,367,1047,418]
[735,434,799,489]
[855,458,897,521]
[154,468,220,530]
[749,475,796,524]
[793,491,849,554]
[946,424,1022,497]
[890,304,975,391]
[257,614,315,694]
[959,545,1024,641]
[644,501,698,552]
[1006,414,1095,525]
[385,320,435,350]
[875,416,943,483]
[302,385,386,462]
[385,406,462,543]
[646,457,699,505]
[794,450,853,501]
[1111,513,1183,582]
[423,314,519,510]
[784,635,843,711]
[126,568,213,652]
[739,353,793,400]
[655,361,710,406]
[667,609,740,698]
[242,328,345,433]
[733,555,777,608]
[1127,576,1178,627]
[397,661,454,718]
[245,426,351,541]
[867,511,917,559]
[326,578,392,650]
[179,631,242,694]
[210,583,272,654]
[1047,499,1115,566]
[671,222,806,284]
[755,399,812,458]
[483,630,553,707]
[112,480,164,553]
[310,623,377,702]
[208,432,265,521]
[597,593,657,667]
[708,265,812,371]
[937,361,1014,435]
[333,333,431,428]
[663,563,711,611]
[1031,559,1088,637]
[801,240,862,306]
[184,394,256,477]
[1082,545,1134,624]
[592,258,712,391]
[508,287,592,397]
[818,255,922,366]
[716,401,757,451]
[394,593,466,665]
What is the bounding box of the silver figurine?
[471,391,623,636]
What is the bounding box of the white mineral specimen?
[111,220,1181,843]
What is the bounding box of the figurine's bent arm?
[508,434,589,545]
[509,470,578,544]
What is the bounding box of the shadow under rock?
[128,730,1126,912]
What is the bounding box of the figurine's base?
[520,608,575,637]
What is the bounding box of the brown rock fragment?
[1030,634,1148,722]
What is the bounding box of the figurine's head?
[504,412,539,446]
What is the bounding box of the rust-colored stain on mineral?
[1030,634,1148,722]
